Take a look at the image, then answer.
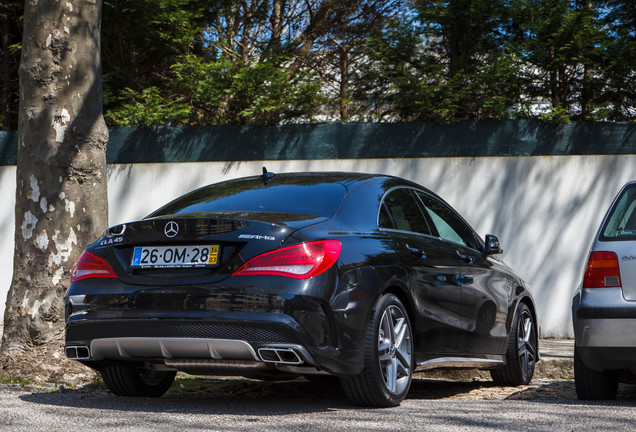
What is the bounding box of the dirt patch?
[0,342,97,385]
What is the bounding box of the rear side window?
[380,188,431,235]
[601,184,636,241]
[149,178,347,219]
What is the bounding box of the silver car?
[573,180,636,400]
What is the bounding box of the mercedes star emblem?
[164,221,179,238]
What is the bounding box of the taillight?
[71,250,118,282]
[232,240,342,279]
[582,251,622,288]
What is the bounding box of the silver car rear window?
[600,184,636,241]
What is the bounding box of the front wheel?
[101,364,176,397]
[491,302,537,386]
[341,294,413,407]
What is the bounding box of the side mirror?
[484,234,503,255]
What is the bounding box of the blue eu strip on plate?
[132,248,141,266]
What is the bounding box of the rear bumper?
[66,336,313,367]
[65,317,364,376]
[573,287,636,371]
[575,345,636,371]
[574,317,636,349]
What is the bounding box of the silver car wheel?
[341,294,414,407]
[517,308,536,382]
[490,302,537,386]
[377,304,412,395]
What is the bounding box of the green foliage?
[106,87,192,126]
[81,375,107,390]
[171,56,323,125]
[3,0,636,127]
[101,0,214,122]
[95,0,636,125]
[596,0,636,121]
[364,3,525,122]
[102,0,328,126]
[538,104,572,123]
[510,0,610,120]
[0,375,32,386]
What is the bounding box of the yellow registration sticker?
[208,245,219,265]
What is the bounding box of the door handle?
[456,251,474,264]
[407,246,427,259]
[454,275,474,285]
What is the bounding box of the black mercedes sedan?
[65,170,538,407]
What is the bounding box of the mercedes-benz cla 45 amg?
[65,171,537,407]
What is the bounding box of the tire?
[101,364,176,397]
[490,302,537,386]
[341,294,413,407]
[574,345,618,400]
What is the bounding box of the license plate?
[131,245,220,268]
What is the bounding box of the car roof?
[149,171,435,228]
[248,171,423,188]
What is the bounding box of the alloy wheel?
[377,304,412,395]
[517,309,536,382]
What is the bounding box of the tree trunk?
[337,42,350,121]
[264,0,285,60]
[0,0,108,383]
[579,0,595,120]
[549,46,558,107]
[581,62,593,119]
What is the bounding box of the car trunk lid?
[90,212,327,286]
[614,242,636,300]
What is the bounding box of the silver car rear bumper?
[574,287,636,370]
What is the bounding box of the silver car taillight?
[582,251,622,288]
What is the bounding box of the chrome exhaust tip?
[65,345,91,360]
[257,347,304,365]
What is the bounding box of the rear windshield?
[600,184,636,241]
[148,177,347,219]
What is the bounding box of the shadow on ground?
[14,375,636,416]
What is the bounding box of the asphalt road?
[1,376,635,432]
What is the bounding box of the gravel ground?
[2,338,633,432]
[1,375,636,432]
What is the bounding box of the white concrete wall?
[2,156,635,336]
[0,166,16,325]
